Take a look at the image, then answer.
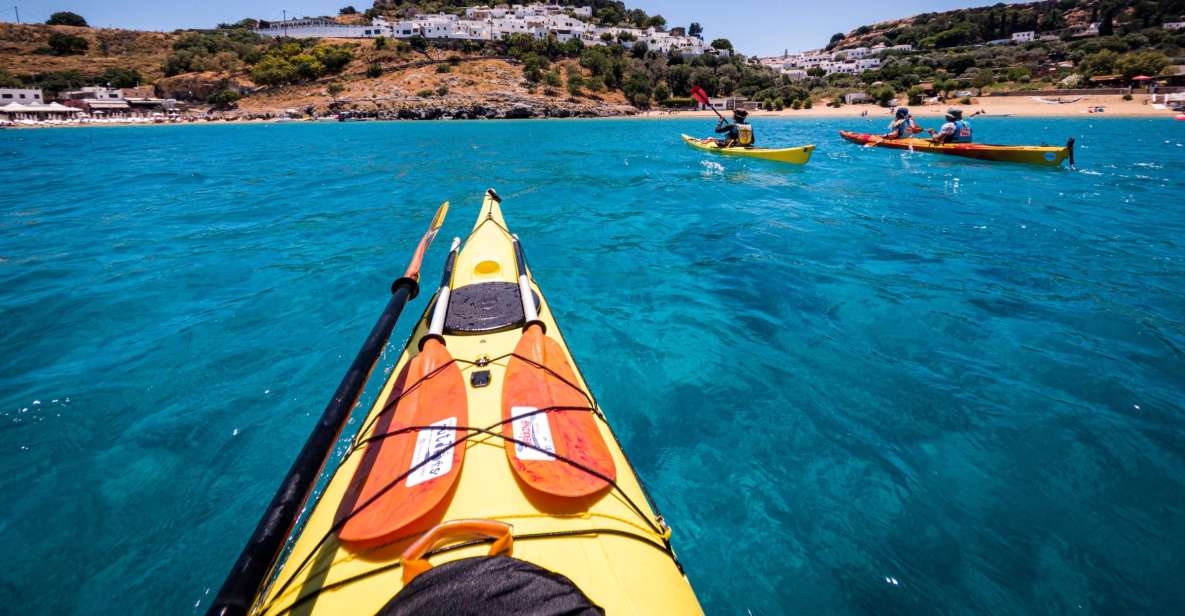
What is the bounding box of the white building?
[889,44,913,52]
[855,58,881,71]
[781,69,808,81]
[256,17,378,38]
[0,101,80,123]
[838,47,869,59]
[1011,31,1036,42]
[844,92,868,104]
[61,86,124,100]
[0,88,44,103]
[1164,22,1185,30]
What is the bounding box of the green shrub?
[374,36,387,50]
[908,86,924,105]
[366,63,382,78]
[47,32,88,55]
[251,56,296,86]
[803,97,813,109]
[653,82,670,104]
[566,72,584,96]
[417,88,434,97]
[436,85,449,96]
[207,89,241,109]
[791,99,802,110]
[436,65,451,73]
[100,67,141,88]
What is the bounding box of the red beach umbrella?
[1131,75,1154,81]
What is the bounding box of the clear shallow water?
[1,117,1184,614]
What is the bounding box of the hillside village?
[258,3,712,56]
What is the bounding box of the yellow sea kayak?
[840,130,1075,166]
[210,190,702,616]
[681,133,815,164]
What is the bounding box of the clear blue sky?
[2,0,1010,56]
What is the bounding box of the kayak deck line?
[239,189,702,616]
[839,130,1074,166]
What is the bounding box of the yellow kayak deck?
[252,191,702,615]
[681,133,815,164]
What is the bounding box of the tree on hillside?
[46,11,88,27]
[971,69,994,94]
[340,6,357,15]
[100,67,141,88]
[47,32,88,55]
[1099,3,1119,36]
[207,89,241,109]
[711,38,733,51]
[688,22,703,39]
[827,32,845,50]
[1116,51,1170,80]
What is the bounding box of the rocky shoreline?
[334,100,637,120]
[235,94,639,121]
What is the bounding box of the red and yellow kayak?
[840,130,1074,166]
[209,190,702,615]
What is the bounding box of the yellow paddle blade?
[430,201,449,231]
[402,201,450,283]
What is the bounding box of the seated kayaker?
[883,107,918,139]
[714,109,754,147]
[928,108,972,144]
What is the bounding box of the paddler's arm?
[714,118,733,133]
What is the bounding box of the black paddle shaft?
[207,276,420,616]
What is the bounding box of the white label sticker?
[405,417,457,487]
[511,406,556,461]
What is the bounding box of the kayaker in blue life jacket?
[714,109,754,147]
[883,107,919,139]
[928,108,973,144]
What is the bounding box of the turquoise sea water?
[2,117,1184,614]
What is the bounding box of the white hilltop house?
[758,41,908,78]
[254,3,706,54]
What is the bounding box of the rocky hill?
[0,23,175,81]
[824,0,1185,51]
[0,22,634,118]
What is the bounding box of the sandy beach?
[644,94,1182,120]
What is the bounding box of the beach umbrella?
[1131,75,1154,81]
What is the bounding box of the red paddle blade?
[501,326,615,498]
[691,86,709,105]
[337,339,468,547]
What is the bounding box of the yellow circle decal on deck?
[475,260,502,276]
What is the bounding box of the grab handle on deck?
[401,520,514,584]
